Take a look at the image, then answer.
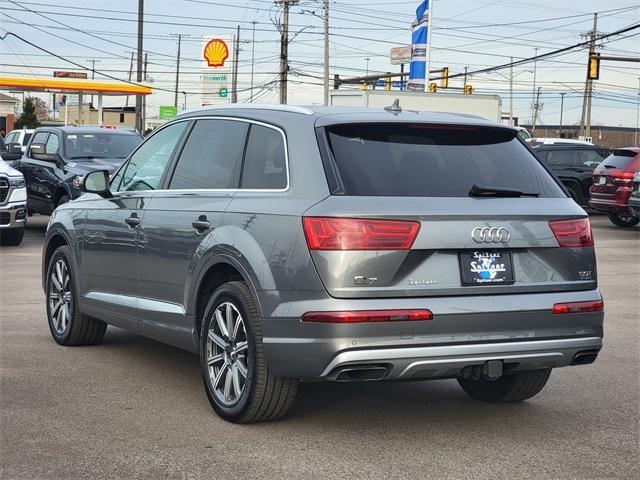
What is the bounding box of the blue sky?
[1,0,638,128]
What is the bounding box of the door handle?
[192,215,211,233]
[125,213,140,228]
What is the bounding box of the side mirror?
[7,143,22,155]
[81,170,113,198]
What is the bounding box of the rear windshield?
[599,150,637,170]
[64,132,142,160]
[324,123,565,197]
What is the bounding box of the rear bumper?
[629,194,640,218]
[589,189,632,213]
[260,289,604,380]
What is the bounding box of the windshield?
[65,132,142,160]
[324,123,565,198]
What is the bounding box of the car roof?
[533,144,607,150]
[177,104,501,128]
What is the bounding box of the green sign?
[218,87,229,98]
[159,105,177,119]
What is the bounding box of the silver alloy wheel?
[49,259,72,334]
[206,302,249,406]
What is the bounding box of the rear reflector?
[548,218,593,247]
[302,309,433,323]
[303,217,420,250]
[552,300,604,314]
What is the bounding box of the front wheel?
[458,368,552,403]
[608,212,639,228]
[200,281,298,423]
[0,227,24,246]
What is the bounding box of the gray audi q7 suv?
[43,105,604,423]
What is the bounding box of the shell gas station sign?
[200,36,234,106]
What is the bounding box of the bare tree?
[32,97,48,123]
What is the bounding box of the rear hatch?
[591,149,639,200]
[305,122,596,299]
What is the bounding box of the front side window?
[241,124,287,189]
[45,134,59,155]
[169,119,247,190]
[4,132,17,144]
[31,131,49,146]
[113,122,187,192]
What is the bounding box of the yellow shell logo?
[204,39,229,68]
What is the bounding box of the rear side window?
[23,133,32,145]
[324,124,565,197]
[241,124,287,190]
[578,149,606,168]
[544,150,578,167]
[169,119,247,190]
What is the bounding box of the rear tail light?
[549,218,593,247]
[611,171,634,184]
[302,309,433,323]
[302,217,420,250]
[552,300,604,314]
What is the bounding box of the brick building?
[0,93,19,136]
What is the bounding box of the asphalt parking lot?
[1,214,638,480]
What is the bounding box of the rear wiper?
[603,165,616,169]
[469,184,539,198]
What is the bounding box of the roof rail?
[177,104,314,117]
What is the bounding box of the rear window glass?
[599,151,637,170]
[324,124,565,197]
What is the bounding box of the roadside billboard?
[200,36,234,106]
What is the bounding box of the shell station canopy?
[0,76,152,125]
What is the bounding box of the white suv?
[3,129,35,153]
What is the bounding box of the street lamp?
[182,91,187,111]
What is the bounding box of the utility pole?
[126,51,134,108]
[463,66,468,88]
[323,0,330,106]
[509,57,514,126]
[277,0,299,104]
[559,92,566,137]
[142,52,148,132]
[635,77,639,146]
[250,21,256,102]
[86,59,100,106]
[231,25,240,103]
[580,13,598,139]
[531,47,539,127]
[135,0,144,133]
[532,87,541,132]
[173,34,182,108]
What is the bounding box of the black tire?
[45,245,107,346]
[567,185,582,205]
[608,212,639,228]
[458,368,552,403]
[0,227,24,246]
[200,281,298,423]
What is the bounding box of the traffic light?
[429,82,437,93]
[464,84,474,95]
[588,53,600,80]
[441,67,449,88]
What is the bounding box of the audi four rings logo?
[471,227,511,243]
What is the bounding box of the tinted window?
[45,134,59,154]
[64,133,141,160]
[23,133,32,145]
[114,122,187,192]
[325,124,564,197]
[169,119,247,190]
[599,150,637,170]
[578,149,606,168]
[31,132,49,145]
[544,150,578,167]
[241,125,287,189]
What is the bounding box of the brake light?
[552,300,604,314]
[611,171,634,184]
[302,309,433,323]
[302,217,420,250]
[548,218,593,247]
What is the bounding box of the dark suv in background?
[43,105,603,423]
[11,126,142,215]
[533,144,611,206]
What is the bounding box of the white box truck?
[330,90,503,123]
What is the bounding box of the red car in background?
[589,147,640,228]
